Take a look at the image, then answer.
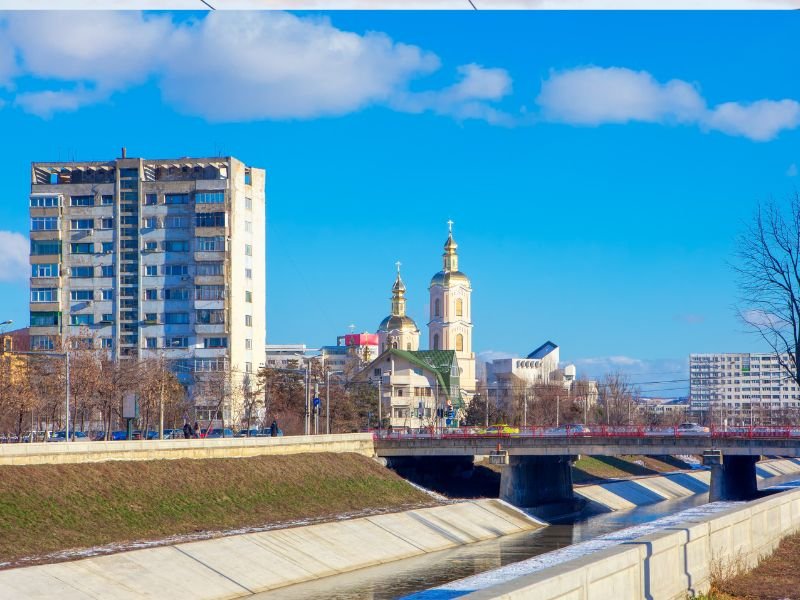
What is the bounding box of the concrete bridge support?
[703,450,759,501]
[500,455,577,514]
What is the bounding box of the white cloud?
[161,12,439,121]
[787,163,798,177]
[392,63,514,124]
[537,66,800,141]
[14,87,103,118]
[0,231,29,283]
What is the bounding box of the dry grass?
[710,532,800,599]
[0,452,433,565]
[572,455,694,483]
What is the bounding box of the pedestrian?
[183,422,192,439]
[270,420,278,437]
[193,421,200,438]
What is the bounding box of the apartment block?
[28,152,266,424]
[689,352,800,425]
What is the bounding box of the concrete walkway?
[0,499,544,599]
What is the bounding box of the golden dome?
[378,315,419,333]
[430,270,470,287]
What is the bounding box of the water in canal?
[254,492,712,600]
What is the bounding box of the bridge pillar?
[500,455,575,512]
[703,451,759,501]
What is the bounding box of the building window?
[70,219,94,230]
[245,315,252,327]
[144,265,158,277]
[70,195,94,207]
[245,221,252,233]
[245,339,252,350]
[101,313,113,323]
[144,193,158,206]
[433,334,439,350]
[163,264,188,276]
[165,216,188,228]
[145,289,157,300]
[245,197,252,210]
[30,311,59,326]
[195,192,224,204]
[166,336,188,348]
[196,309,224,324]
[455,298,463,317]
[245,291,252,303]
[204,337,228,348]
[70,314,94,326]
[142,216,158,229]
[163,240,190,252]
[30,196,61,208]
[101,338,113,348]
[244,169,252,185]
[245,244,253,256]
[101,195,113,206]
[245,362,253,373]
[195,212,226,228]
[164,312,190,325]
[245,268,252,279]
[143,241,158,252]
[434,298,440,317]
[31,240,61,256]
[31,335,55,350]
[31,217,59,231]
[71,243,93,254]
[196,236,225,252]
[196,262,223,276]
[70,290,93,301]
[195,285,225,301]
[165,194,189,205]
[70,266,94,278]
[31,263,58,278]
[100,265,114,278]
[145,337,158,349]
[163,288,189,301]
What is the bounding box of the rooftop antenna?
[348,324,356,334]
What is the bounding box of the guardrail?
[372,424,800,440]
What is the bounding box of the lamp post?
[326,369,343,435]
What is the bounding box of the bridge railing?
[373,425,800,440]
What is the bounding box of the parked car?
[676,422,710,435]
[109,430,129,441]
[484,424,520,435]
[22,430,54,443]
[235,427,262,438]
[543,424,592,436]
[202,428,234,438]
[48,431,89,442]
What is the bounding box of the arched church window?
[455,298,463,317]
[434,298,441,317]
[433,334,440,350]
[455,334,464,352]
[406,343,411,350]
[392,342,398,349]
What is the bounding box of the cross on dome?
[447,219,454,233]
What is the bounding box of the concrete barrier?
[575,458,800,511]
[0,433,376,465]
[464,485,800,600]
[0,499,544,599]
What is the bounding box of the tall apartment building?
[28,152,266,425]
[689,353,800,425]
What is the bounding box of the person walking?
[193,421,200,438]
[270,420,278,437]
[183,422,192,439]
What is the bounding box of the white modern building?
[28,151,266,425]
[689,352,800,425]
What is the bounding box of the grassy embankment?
[0,453,434,567]
[694,530,800,599]
[571,455,695,484]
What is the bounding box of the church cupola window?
[435,298,441,317]
[455,298,463,317]
[433,334,440,350]
[456,334,464,352]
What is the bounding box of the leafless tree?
[599,372,640,426]
[736,192,800,386]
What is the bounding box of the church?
[352,223,476,429]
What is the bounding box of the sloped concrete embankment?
[0,499,544,600]
[461,484,800,600]
[575,458,800,511]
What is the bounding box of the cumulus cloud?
[0,231,29,283]
[392,63,514,124]
[0,11,507,124]
[537,66,800,141]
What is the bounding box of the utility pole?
[523,388,528,428]
[304,364,310,435]
[556,393,560,428]
[377,376,382,432]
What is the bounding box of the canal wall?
[466,485,800,600]
[575,458,800,511]
[0,433,376,465]
[0,499,544,599]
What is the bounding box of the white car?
[676,422,710,435]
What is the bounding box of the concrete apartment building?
[689,353,800,425]
[28,151,266,425]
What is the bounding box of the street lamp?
[325,369,344,435]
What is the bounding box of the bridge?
[373,426,800,510]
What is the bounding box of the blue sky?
[0,11,798,394]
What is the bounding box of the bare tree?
[736,192,800,386]
[599,372,640,426]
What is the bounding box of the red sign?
[345,333,379,347]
